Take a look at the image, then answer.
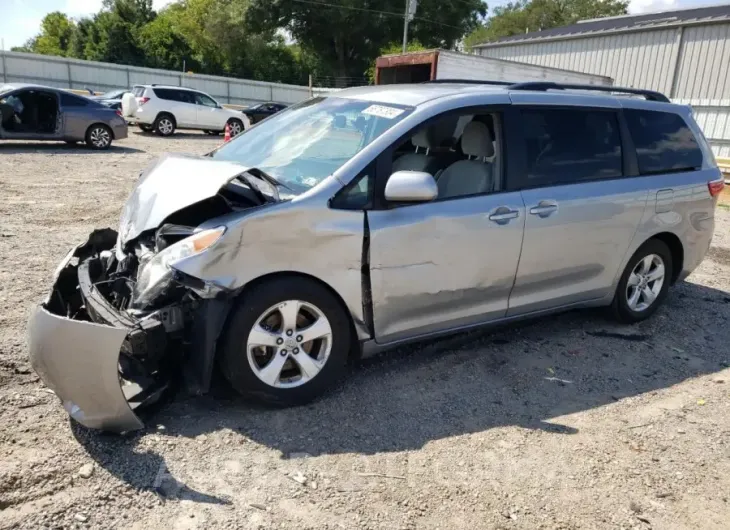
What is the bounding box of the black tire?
[139,124,153,132]
[219,277,351,406]
[611,239,673,324]
[226,118,244,137]
[153,113,176,136]
[84,124,113,150]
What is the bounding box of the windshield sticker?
[362,105,405,119]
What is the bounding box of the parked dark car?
[241,102,287,124]
[0,84,128,149]
[88,88,130,110]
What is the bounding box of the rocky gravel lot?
[1,131,730,530]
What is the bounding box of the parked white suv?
[121,85,249,137]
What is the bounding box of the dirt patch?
[1,131,729,529]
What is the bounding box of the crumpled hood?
[118,153,249,244]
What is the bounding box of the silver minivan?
[28,82,723,432]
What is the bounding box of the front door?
[367,108,525,344]
[172,90,198,128]
[193,92,225,129]
[0,89,62,139]
[369,193,525,343]
[507,106,647,315]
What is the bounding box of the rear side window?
[153,88,179,101]
[133,86,146,97]
[60,93,88,107]
[624,109,703,175]
[522,108,623,185]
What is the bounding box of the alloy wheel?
[246,300,333,389]
[228,120,242,136]
[158,118,174,135]
[90,126,111,148]
[626,253,665,312]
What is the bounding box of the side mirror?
[384,171,438,203]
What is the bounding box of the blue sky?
[0,0,727,50]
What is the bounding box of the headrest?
[461,121,494,158]
[411,116,459,149]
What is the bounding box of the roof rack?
[507,81,670,102]
[422,79,514,86]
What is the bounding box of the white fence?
[0,51,334,106]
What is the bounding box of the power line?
[289,0,465,30]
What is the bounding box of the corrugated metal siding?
[674,23,730,99]
[0,51,334,105]
[685,102,730,157]
[478,28,680,93]
[437,50,610,84]
[476,22,730,158]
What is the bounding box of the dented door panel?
[367,192,525,343]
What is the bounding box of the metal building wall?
[477,29,681,94]
[673,23,730,99]
[476,23,730,156]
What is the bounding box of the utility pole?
[402,0,418,53]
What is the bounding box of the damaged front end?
[28,154,278,432]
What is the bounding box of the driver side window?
[390,110,503,201]
[195,93,218,107]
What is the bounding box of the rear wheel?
[611,239,673,323]
[219,277,351,406]
[85,124,113,150]
[154,114,175,136]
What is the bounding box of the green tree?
[31,12,76,57]
[247,0,486,84]
[465,0,627,48]
[68,18,96,58]
[137,10,197,70]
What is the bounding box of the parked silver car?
[28,81,723,432]
[0,83,128,149]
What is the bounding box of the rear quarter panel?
[613,101,720,287]
[624,169,717,284]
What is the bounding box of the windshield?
[211,96,413,194]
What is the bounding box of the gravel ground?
[1,131,730,530]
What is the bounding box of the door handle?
[529,201,558,217]
[488,208,520,223]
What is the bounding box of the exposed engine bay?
[35,155,282,428]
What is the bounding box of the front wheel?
[226,118,243,138]
[85,124,113,150]
[219,277,351,406]
[611,239,673,323]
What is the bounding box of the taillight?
[708,179,724,197]
[115,109,123,117]
[139,97,150,106]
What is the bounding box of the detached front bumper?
[27,231,171,433]
[29,305,144,432]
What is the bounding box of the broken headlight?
[132,227,225,308]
